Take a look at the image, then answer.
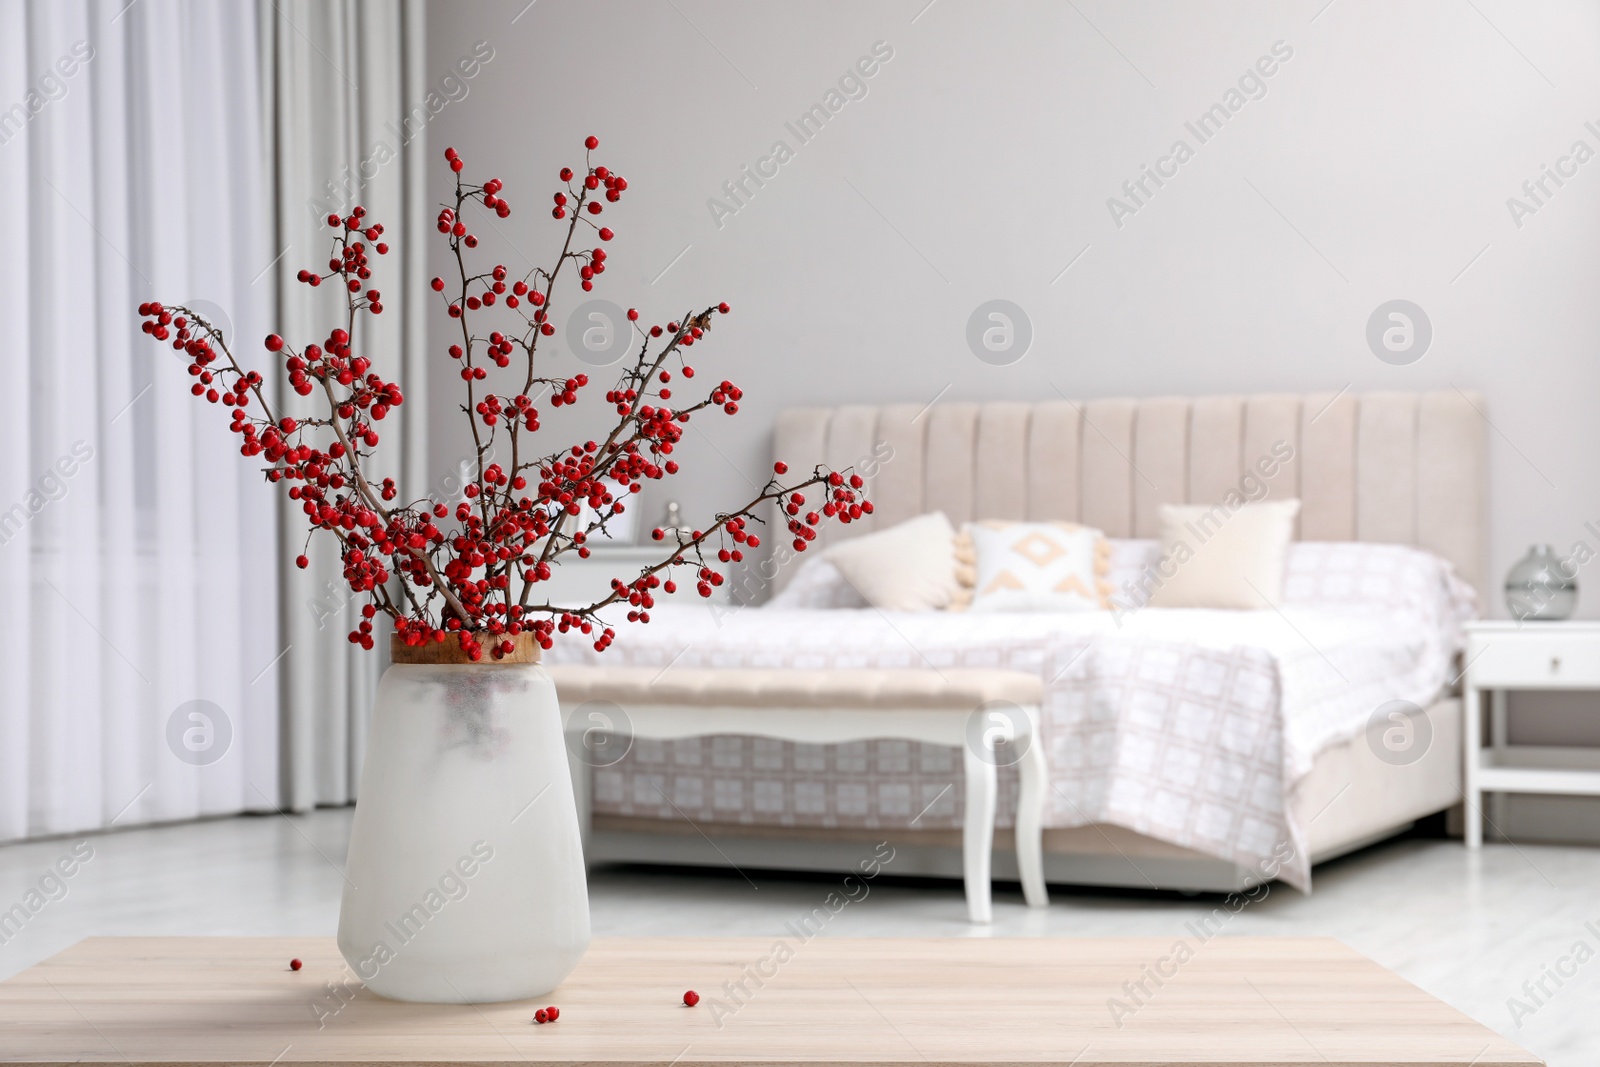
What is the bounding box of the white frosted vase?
[336,634,589,1003]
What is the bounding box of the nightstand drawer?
[1467,633,1600,687]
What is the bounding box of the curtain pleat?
[32,0,106,836]
[89,0,144,839]
[0,0,38,842]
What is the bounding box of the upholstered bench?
[547,666,1049,922]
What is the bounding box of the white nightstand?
[529,544,735,609]
[1463,620,1600,847]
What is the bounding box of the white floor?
[0,810,1593,1065]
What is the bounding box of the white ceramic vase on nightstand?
[335,633,589,1003]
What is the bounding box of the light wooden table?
[0,937,1538,1066]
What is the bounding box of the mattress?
[543,541,1476,891]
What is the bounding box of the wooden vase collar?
[388,632,542,665]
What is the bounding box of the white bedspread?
[544,542,1476,891]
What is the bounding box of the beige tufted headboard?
[772,391,1488,599]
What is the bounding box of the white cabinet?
[1463,620,1600,847]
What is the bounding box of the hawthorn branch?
[524,469,835,619]
[315,378,471,625]
[516,305,717,610]
[143,145,870,657]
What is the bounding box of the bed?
[545,390,1486,893]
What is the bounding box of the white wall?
[423,0,1600,622]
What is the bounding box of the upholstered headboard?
[772,391,1487,598]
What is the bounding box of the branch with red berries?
[137,136,871,660]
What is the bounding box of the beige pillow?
[1146,500,1301,610]
[823,512,959,611]
[954,521,1111,612]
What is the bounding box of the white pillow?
[823,512,959,612]
[1146,500,1301,610]
[766,556,869,610]
[956,521,1110,612]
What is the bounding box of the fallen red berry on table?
[534,1009,548,1024]
[546,1005,559,1020]
[289,958,302,971]
[683,990,699,1006]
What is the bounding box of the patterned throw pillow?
[954,521,1111,612]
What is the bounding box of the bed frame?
[586,391,1487,892]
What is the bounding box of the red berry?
[295,555,309,569]
[264,334,284,352]
[535,1009,548,1024]
[546,1006,559,1021]
[289,958,303,971]
[774,461,788,475]
[718,302,730,314]
[598,227,614,241]
[683,990,699,1006]
[585,135,599,149]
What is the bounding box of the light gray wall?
[424,0,1600,620]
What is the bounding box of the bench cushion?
[544,667,1042,710]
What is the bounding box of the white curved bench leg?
[963,740,997,924]
[1016,705,1049,908]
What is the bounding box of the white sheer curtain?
[0,0,427,839]
[0,0,280,840]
